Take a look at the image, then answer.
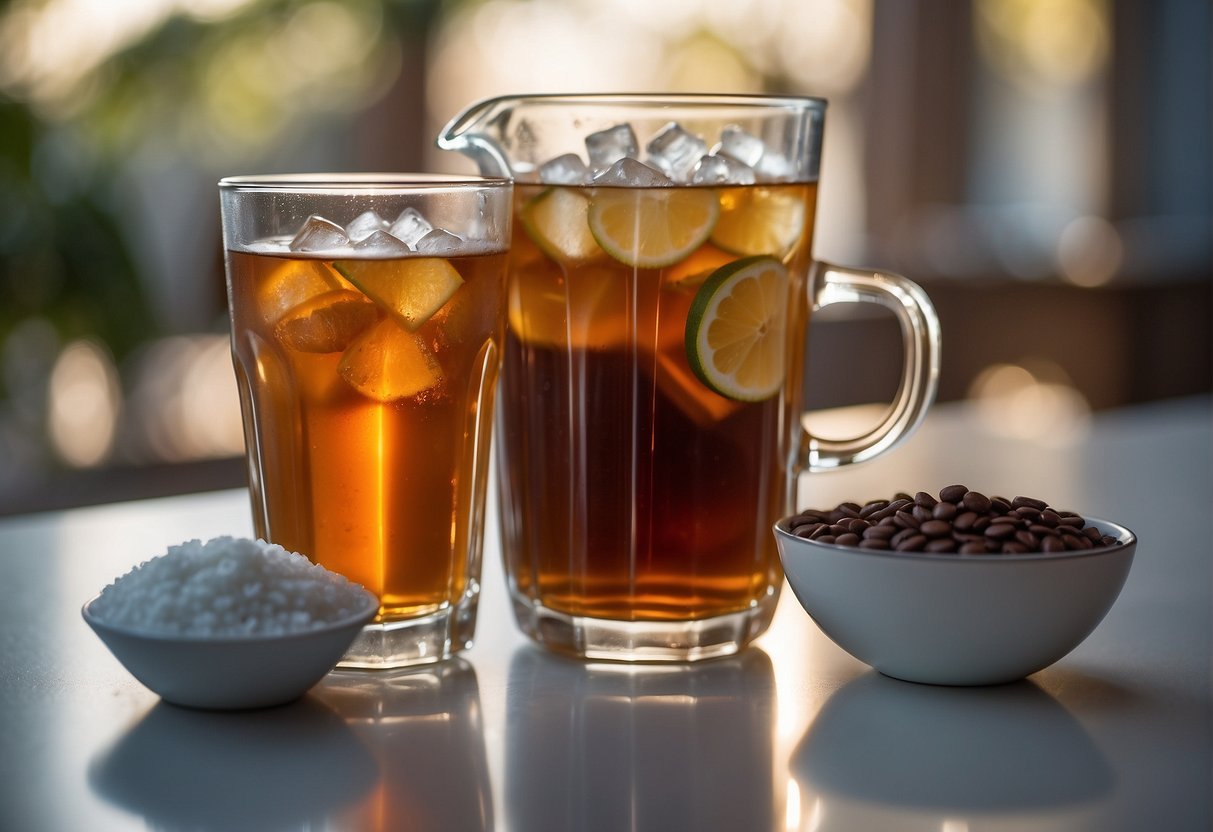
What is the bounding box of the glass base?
[338,590,479,670]
[509,588,779,662]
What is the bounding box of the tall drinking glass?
[439,95,940,662]
[219,174,511,668]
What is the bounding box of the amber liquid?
[227,249,506,620]
[499,182,817,621]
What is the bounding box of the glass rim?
[218,172,513,192]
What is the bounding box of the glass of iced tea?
[219,174,511,668]
[439,95,940,661]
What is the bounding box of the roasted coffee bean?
[1042,536,1066,552]
[894,534,927,552]
[953,510,978,531]
[985,522,1017,540]
[919,519,952,538]
[932,501,959,521]
[863,524,897,541]
[1014,506,1042,521]
[788,488,1122,557]
[859,500,889,518]
[962,491,993,513]
[939,484,969,503]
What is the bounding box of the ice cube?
[353,229,413,256]
[645,122,708,182]
[415,228,464,255]
[755,151,796,181]
[714,125,767,168]
[389,207,434,247]
[585,123,639,168]
[345,210,388,242]
[591,157,672,187]
[690,153,757,186]
[289,215,349,252]
[539,153,591,185]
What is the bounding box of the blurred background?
[0,0,1208,514]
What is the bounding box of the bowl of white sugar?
[83,536,378,710]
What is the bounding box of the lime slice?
[338,318,442,401]
[685,256,788,401]
[710,186,807,258]
[334,257,464,332]
[587,187,719,268]
[273,289,377,353]
[521,187,602,263]
[257,259,348,324]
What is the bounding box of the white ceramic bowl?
[775,516,1135,685]
[83,591,378,709]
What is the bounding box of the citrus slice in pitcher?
[521,188,602,263]
[685,256,788,401]
[588,187,719,268]
[338,318,442,401]
[333,257,463,332]
[711,185,807,258]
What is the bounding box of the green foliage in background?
[0,95,152,386]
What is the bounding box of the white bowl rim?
[775,514,1136,564]
[81,587,379,645]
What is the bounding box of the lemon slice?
[338,318,442,401]
[273,289,377,353]
[334,257,464,332]
[257,259,349,324]
[587,187,719,268]
[521,187,602,263]
[710,186,807,258]
[685,256,788,401]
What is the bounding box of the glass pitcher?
[439,94,940,661]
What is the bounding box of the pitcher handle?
[800,262,941,472]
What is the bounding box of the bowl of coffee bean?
[774,486,1135,686]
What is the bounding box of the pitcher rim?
[438,92,828,147]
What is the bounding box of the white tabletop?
[1,398,1209,831]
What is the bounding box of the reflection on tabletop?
[88,696,377,831]
[792,671,1115,831]
[315,659,493,831]
[506,646,776,832]
[88,659,491,832]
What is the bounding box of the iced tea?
[227,248,505,620]
[498,181,816,624]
